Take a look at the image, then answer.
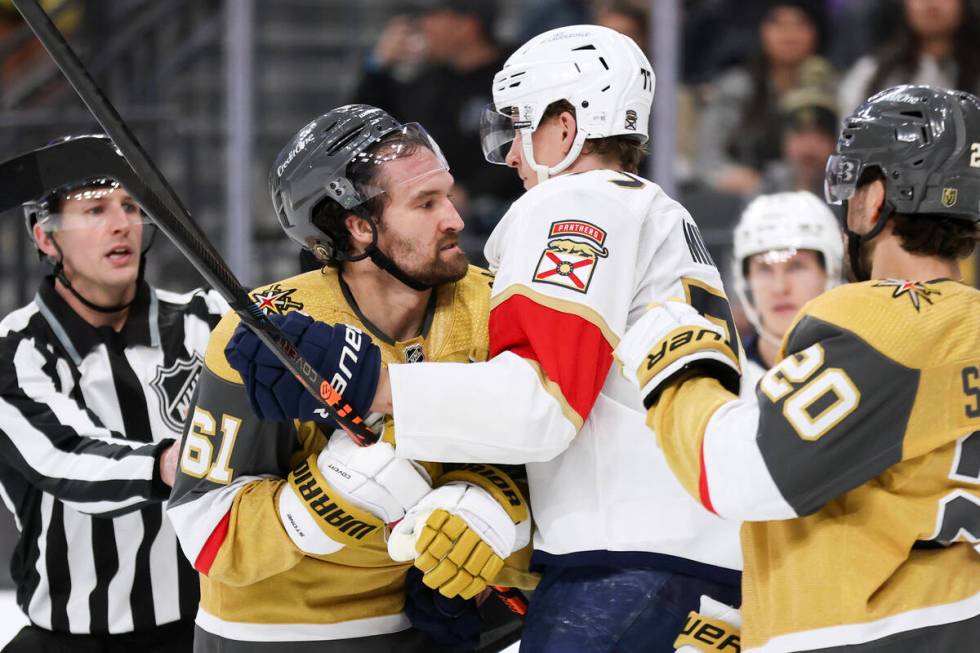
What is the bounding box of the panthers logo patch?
[533,220,609,294]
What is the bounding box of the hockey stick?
[11,1,529,620]
[11,0,379,446]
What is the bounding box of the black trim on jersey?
[37,277,157,358]
[758,316,918,516]
[89,517,119,633]
[13,492,42,615]
[804,612,980,652]
[131,507,162,631]
[46,500,70,633]
[683,221,714,266]
[530,549,742,589]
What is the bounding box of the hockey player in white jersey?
[226,25,743,651]
[732,191,843,392]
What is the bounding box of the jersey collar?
[36,276,158,360]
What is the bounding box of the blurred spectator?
[593,0,703,180]
[695,1,833,198]
[514,0,590,45]
[593,0,648,51]
[352,0,521,263]
[759,59,838,196]
[682,0,764,85]
[825,0,892,73]
[838,0,980,113]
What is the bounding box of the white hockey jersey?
[390,170,742,579]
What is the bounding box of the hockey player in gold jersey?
[166,106,531,652]
[618,85,980,652]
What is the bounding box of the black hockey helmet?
[18,134,157,313]
[269,104,449,265]
[825,85,980,223]
[22,134,154,239]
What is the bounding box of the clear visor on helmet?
[479,104,531,165]
[824,154,862,205]
[346,122,451,207]
[36,179,152,231]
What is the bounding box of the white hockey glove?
[389,465,530,600]
[278,432,431,556]
[674,595,741,652]
[616,300,740,407]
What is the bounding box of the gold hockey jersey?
[649,279,980,651]
[166,266,531,643]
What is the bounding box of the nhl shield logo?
[150,354,203,433]
[533,220,609,294]
[403,343,425,364]
[942,187,958,207]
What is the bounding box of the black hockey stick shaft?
[12,0,378,446]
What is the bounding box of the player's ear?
[345,212,375,253]
[559,110,577,152]
[32,223,58,258]
[865,178,887,229]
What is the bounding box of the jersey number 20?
[760,343,861,441]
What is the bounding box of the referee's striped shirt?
[0,277,228,634]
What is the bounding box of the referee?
[0,136,228,652]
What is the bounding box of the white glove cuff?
[277,483,344,556]
[448,482,518,560]
[386,483,520,562]
[320,435,432,523]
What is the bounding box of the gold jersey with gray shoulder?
[166,266,535,644]
[647,279,980,651]
[741,279,980,651]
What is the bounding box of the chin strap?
[366,244,432,292]
[523,126,588,186]
[325,216,432,292]
[843,201,893,282]
[47,226,157,314]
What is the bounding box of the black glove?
[404,567,481,651]
[224,312,382,425]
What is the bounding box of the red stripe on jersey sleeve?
[698,441,717,515]
[194,510,231,575]
[489,294,613,424]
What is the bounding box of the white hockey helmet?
[479,24,654,184]
[733,191,843,337]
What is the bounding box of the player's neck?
[53,278,132,331]
[870,235,961,282]
[560,153,621,177]
[341,263,431,342]
[758,334,781,368]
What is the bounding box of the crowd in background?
[346,0,979,289]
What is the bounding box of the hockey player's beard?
[381,231,470,287]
